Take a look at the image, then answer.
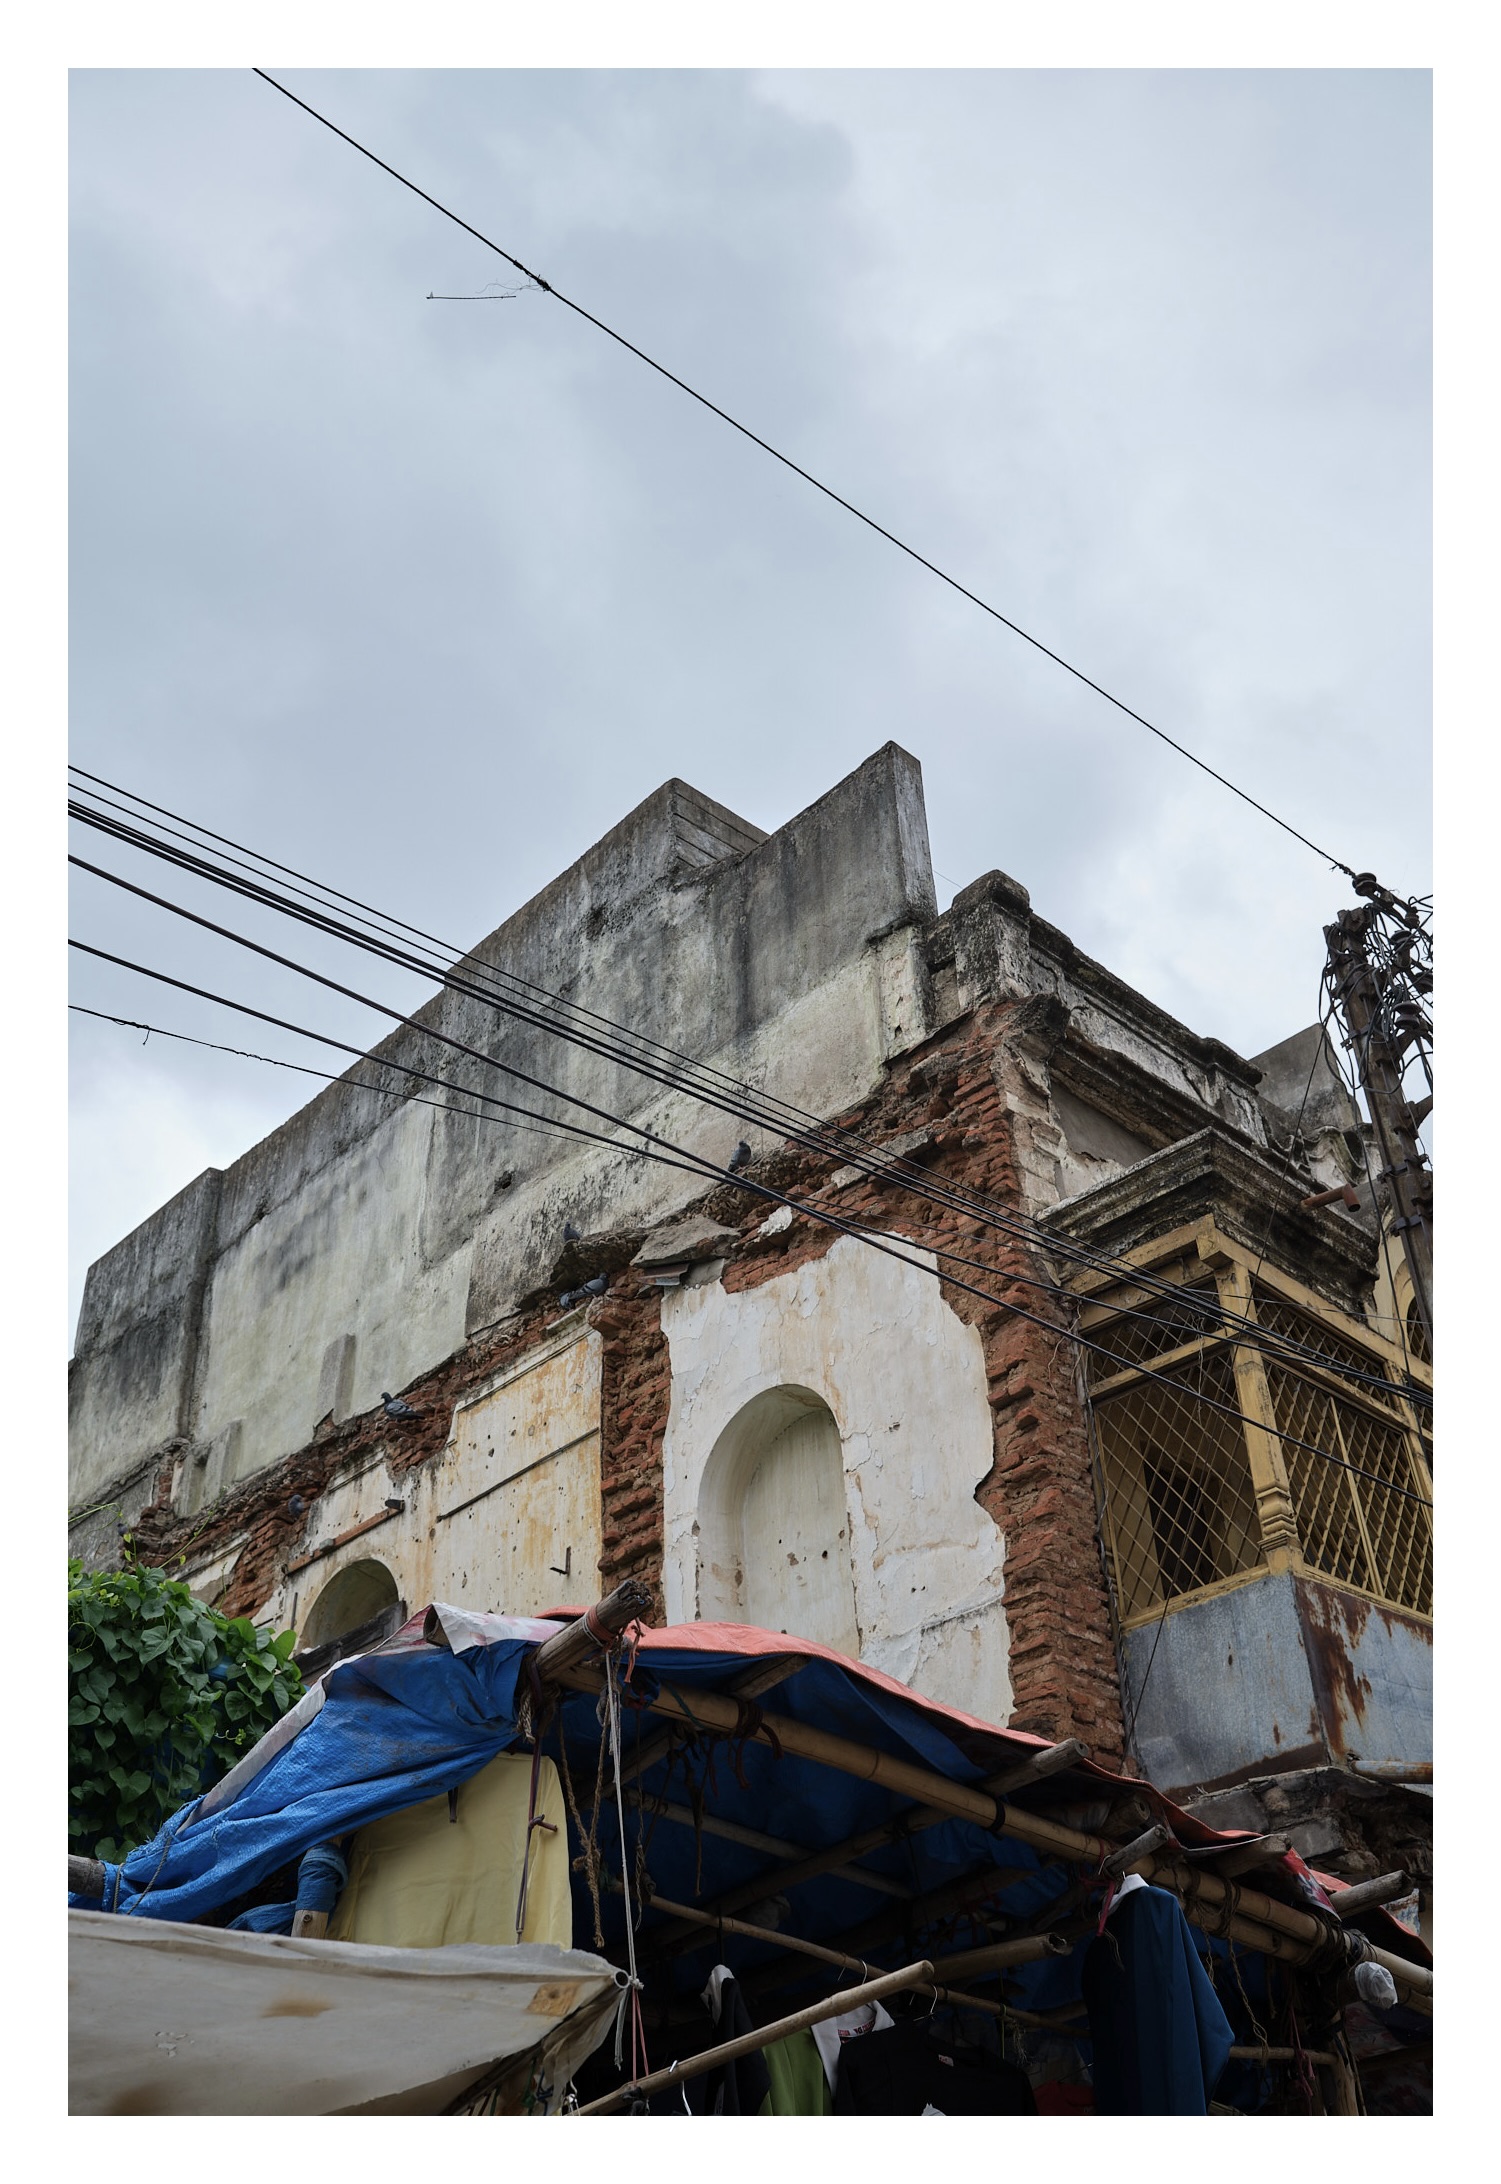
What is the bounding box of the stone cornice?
[1038,1125,1378,1308]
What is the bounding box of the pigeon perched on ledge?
[727,1141,753,1173]
[381,1391,423,1421]
[559,1273,609,1310]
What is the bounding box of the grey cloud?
[69,67,1430,1335]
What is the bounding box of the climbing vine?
[68,1557,304,1863]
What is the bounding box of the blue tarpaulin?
[71,1604,1412,2042]
[71,1616,539,1924]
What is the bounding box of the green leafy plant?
[69,1557,303,1863]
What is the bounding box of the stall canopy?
[68,1915,627,2116]
[72,1602,1429,2044]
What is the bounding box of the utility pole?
[1323,876,1432,1350]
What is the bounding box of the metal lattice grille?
[1093,1349,1262,1621]
[1265,1365,1433,1615]
[1405,1300,1432,1367]
[1252,1286,1403,1411]
[1084,1277,1222,1381]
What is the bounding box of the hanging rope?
[1287,1989,1319,2113]
[557,1700,608,1950]
[514,1656,559,1942]
[1229,1939,1271,2049]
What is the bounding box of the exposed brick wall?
[700,998,1126,1763]
[593,1278,673,1618]
[122,997,1126,1765]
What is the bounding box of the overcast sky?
[68,66,1431,1341]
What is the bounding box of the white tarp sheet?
[68,1910,626,2115]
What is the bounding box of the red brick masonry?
[128,998,1124,1763]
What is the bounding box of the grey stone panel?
[1123,1570,1327,1797]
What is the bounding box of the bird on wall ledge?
[727,1141,753,1173]
[381,1392,424,1421]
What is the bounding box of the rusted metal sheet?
[1294,1576,1431,1771]
[1122,1568,1433,1797]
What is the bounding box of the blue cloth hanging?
[1082,1884,1234,2114]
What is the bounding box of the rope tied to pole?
[600,1637,649,2084]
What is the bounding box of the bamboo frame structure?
[610,1879,1065,2024]
[65,1588,1428,2119]
[556,1652,1431,2003]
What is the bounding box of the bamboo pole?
[588,1653,808,1804]
[1102,1823,1170,1876]
[637,1668,1372,1965]
[568,1960,936,2116]
[552,1646,1435,2002]
[619,1882,1057,2020]
[530,1580,654,1684]
[626,1790,911,1899]
[1324,2044,1362,2115]
[1232,2044,1338,2068]
[927,1934,1072,1982]
[1332,1871,1409,1918]
[745,1860,1038,2007]
[1207,1832,1292,1879]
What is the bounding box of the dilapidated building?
[69,746,1431,1909]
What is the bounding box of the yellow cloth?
[327,1751,572,1950]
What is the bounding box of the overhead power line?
[66,772,1429,1411]
[68,942,682,1171]
[68,892,1430,1509]
[250,67,1363,883]
[69,1002,585,1149]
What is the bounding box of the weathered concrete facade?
[71,746,1431,1811]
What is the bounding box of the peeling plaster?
[659,1233,1010,1723]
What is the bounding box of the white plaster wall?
[195,1096,471,1483]
[188,938,907,1492]
[255,1327,602,1638]
[424,1326,604,1615]
[660,1234,1012,1725]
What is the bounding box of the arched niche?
[696,1386,859,1653]
[300,1558,400,1652]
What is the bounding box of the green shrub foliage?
[68,1558,303,1862]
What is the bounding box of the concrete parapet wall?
[70,747,937,1501]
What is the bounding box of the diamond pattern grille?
[1252,1287,1402,1411]
[1265,1365,1432,1616]
[1093,1349,1261,1621]
[1085,1278,1222,1381]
